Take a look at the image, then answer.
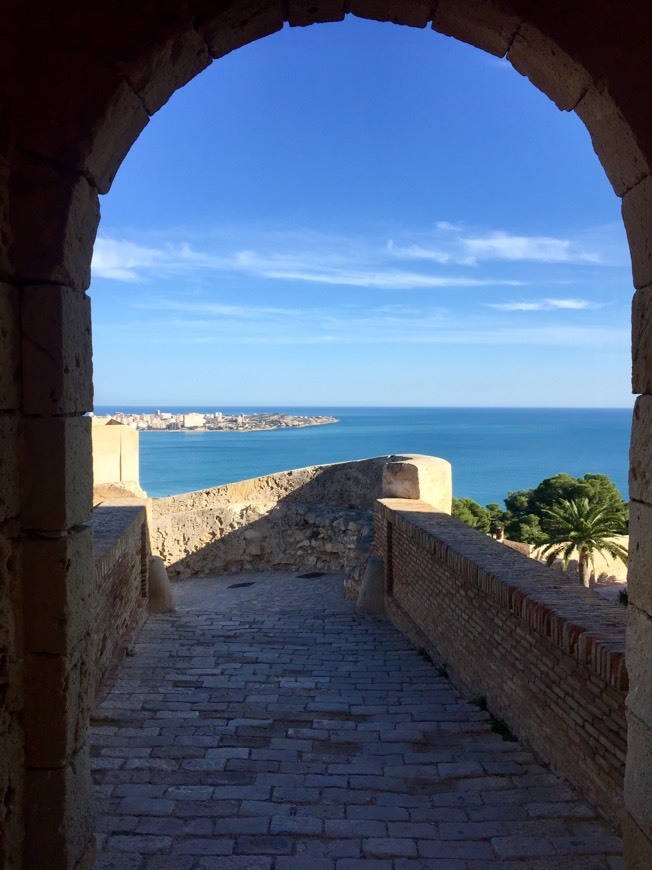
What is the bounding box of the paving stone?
[92,571,623,868]
[106,833,172,853]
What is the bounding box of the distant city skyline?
[91,17,632,408]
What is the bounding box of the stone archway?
[2,2,652,867]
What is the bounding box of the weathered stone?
[508,24,592,111]
[7,40,149,195]
[22,527,94,656]
[21,415,93,532]
[623,809,652,870]
[433,0,522,58]
[148,555,175,614]
[122,26,212,114]
[8,157,100,290]
[627,605,652,729]
[625,711,652,840]
[576,85,648,197]
[0,284,20,409]
[627,500,652,616]
[0,703,25,870]
[382,455,452,513]
[25,742,95,870]
[287,0,345,27]
[24,634,95,768]
[349,0,430,28]
[196,0,285,60]
[625,174,652,294]
[632,285,652,393]
[356,554,385,616]
[0,160,11,281]
[0,412,19,523]
[629,397,652,505]
[22,285,92,415]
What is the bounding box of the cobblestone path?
[92,572,623,869]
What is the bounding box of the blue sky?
[90,17,632,408]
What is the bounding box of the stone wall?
[151,455,451,578]
[92,502,149,693]
[376,498,627,826]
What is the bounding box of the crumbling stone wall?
[377,498,627,826]
[152,456,450,578]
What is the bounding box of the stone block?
[0,412,19,522]
[356,554,385,616]
[349,0,430,28]
[22,527,94,656]
[624,175,652,294]
[433,0,521,58]
[508,24,592,112]
[22,285,92,414]
[122,27,212,115]
[8,157,100,291]
[148,555,175,614]
[21,415,92,532]
[8,37,149,195]
[0,284,20,409]
[83,79,150,194]
[24,634,95,768]
[625,710,652,840]
[0,704,25,870]
[25,742,95,870]
[287,0,345,27]
[626,604,652,728]
[629,397,652,505]
[382,455,452,513]
[576,86,648,198]
[0,160,11,281]
[196,0,284,60]
[623,809,652,870]
[627,500,652,616]
[633,286,652,394]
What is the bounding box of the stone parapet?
[92,501,149,694]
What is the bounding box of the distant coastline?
[93,409,339,433]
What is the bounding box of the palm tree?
[539,497,628,587]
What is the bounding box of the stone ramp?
[92,571,623,869]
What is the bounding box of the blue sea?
[94,406,633,507]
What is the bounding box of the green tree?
[501,473,627,544]
[539,497,628,587]
[452,497,490,534]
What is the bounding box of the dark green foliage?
[452,473,627,545]
[452,497,491,534]
[501,473,627,544]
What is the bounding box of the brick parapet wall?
[92,503,149,693]
[376,498,627,825]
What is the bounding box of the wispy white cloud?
[486,298,597,312]
[119,295,626,349]
[387,240,451,264]
[462,231,602,265]
[385,226,608,268]
[92,235,525,290]
[435,220,463,232]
